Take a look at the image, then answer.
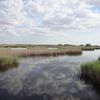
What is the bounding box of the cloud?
[42,0,100,31]
[0,0,33,36]
[85,0,100,6]
[0,0,100,37]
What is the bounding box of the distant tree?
[85,44,91,46]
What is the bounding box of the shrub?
[85,44,91,47]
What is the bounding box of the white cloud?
[0,0,100,37]
[0,0,34,36]
[85,0,100,6]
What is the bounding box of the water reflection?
[0,64,18,72]
[0,50,100,100]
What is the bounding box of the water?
[0,50,100,100]
[11,48,27,50]
[47,48,58,50]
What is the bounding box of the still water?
[0,50,100,100]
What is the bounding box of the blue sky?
[0,0,100,45]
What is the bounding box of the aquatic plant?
[81,57,100,85]
[0,56,18,71]
[98,57,100,61]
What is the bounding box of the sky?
[0,0,100,45]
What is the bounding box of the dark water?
[0,50,100,100]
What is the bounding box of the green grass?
[0,56,18,71]
[98,57,100,61]
[81,58,100,85]
[0,56,18,65]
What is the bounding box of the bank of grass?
[0,47,82,57]
[0,56,18,71]
[81,46,95,51]
[81,57,100,85]
[20,49,82,57]
[80,45,100,51]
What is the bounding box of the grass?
[0,44,100,71]
[0,46,83,71]
[80,45,100,51]
[81,46,95,51]
[98,57,100,60]
[0,45,83,71]
[81,57,100,85]
[0,47,82,57]
[0,45,99,72]
[0,46,82,71]
[0,56,18,71]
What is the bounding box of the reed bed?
[0,47,82,57]
[81,46,95,51]
[81,57,100,85]
[0,56,18,71]
[80,45,100,51]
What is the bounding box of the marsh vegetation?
[0,56,18,71]
[0,45,83,57]
[81,57,100,85]
[0,44,100,71]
